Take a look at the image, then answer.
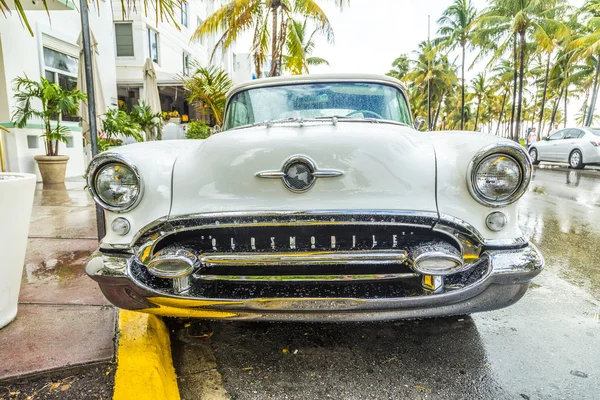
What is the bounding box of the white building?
[0,0,117,180]
[0,0,242,179]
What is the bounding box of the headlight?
[467,143,531,207]
[87,155,143,212]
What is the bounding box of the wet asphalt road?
[170,165,600,400]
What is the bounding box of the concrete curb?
[113,310,180,400]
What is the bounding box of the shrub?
[186,121,211,140]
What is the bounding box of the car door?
[538,130,566,161]
[557,129,584,162]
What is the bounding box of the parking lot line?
[113,310,180,400]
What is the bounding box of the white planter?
[0,173,36,328]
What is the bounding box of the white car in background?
[529,127,600,169]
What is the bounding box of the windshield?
[224,82,412,130]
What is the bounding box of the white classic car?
[528,126,600,169]
[86,74,543,321]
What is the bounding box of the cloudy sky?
[309,0,489,78]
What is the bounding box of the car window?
[588,128,600,136]
[224,82,412,130]
[565,129,584,139]
[548,130,566,140]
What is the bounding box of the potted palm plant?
[11,75,86,184]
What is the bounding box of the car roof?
[227,74,408,98]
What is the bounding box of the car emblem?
[255,155,343,193]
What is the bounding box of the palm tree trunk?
[269,4,279,77]
[510,33,518,140]
[537,53,551,135]
[515,30,526,142]
[582,89,590,124]
[496,90,508,136]
[564,81,568,127]
[461,43,466,130]
[474,100,481,131]
[549,87,564,135]
[433,97,443,130]
[586,55,600,127]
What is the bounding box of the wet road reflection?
[171,167,600,399]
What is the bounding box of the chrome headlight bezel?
[87,154,144,213]
[467,142,532,207]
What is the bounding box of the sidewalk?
[0,179,116,387]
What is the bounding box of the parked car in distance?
[529,127,600,169]
[85,74,543,322]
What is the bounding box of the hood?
[170,122,437,216]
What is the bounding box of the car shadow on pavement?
[169,317,506,400]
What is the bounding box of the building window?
[147,28,159,64]
[115,23,134,57]
[181,2,188,27]
[27,135,39,149]
[43,47,79,121]
[65,136,75,148]
[183,52,191,76]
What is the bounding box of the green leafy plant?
[130,101,162,140]
[185,121,211,140]
[98,135,124,152]
[101,108,143,143]
[184,65,233,126]
[11,75,87,156]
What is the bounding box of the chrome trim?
[466,142,532,207]
[86,153,144,213]
[85,244,544,321]
[413,252,464,276]
[199,250,408,267]
[131,211,487,267]
[148,249,197,278]
[255,155,344,193]
[195,272,419,282]
[173,276,191,294]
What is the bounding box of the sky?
[308,0,490,78]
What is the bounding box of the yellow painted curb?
[113,310,180,400]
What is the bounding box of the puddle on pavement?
[520,192,600,299]
[24,250,91,285]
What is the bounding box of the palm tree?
[468,73,492,131]
[183,65,233,127]
[386,55,410,82]
[406,42,458,130]
[569,2,600,126]
[437,0,478,130]
[283,19,330,75]
[2,0,183,36]
[193,0,346,78]
[475,0,567,141]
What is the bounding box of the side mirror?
[212,125,222,134]
[543,136,549,141]
[414,117,425,131]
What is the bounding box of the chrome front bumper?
[86,244,543,322]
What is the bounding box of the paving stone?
[0,304,116,381]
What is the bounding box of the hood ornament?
[256,155,343,193]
